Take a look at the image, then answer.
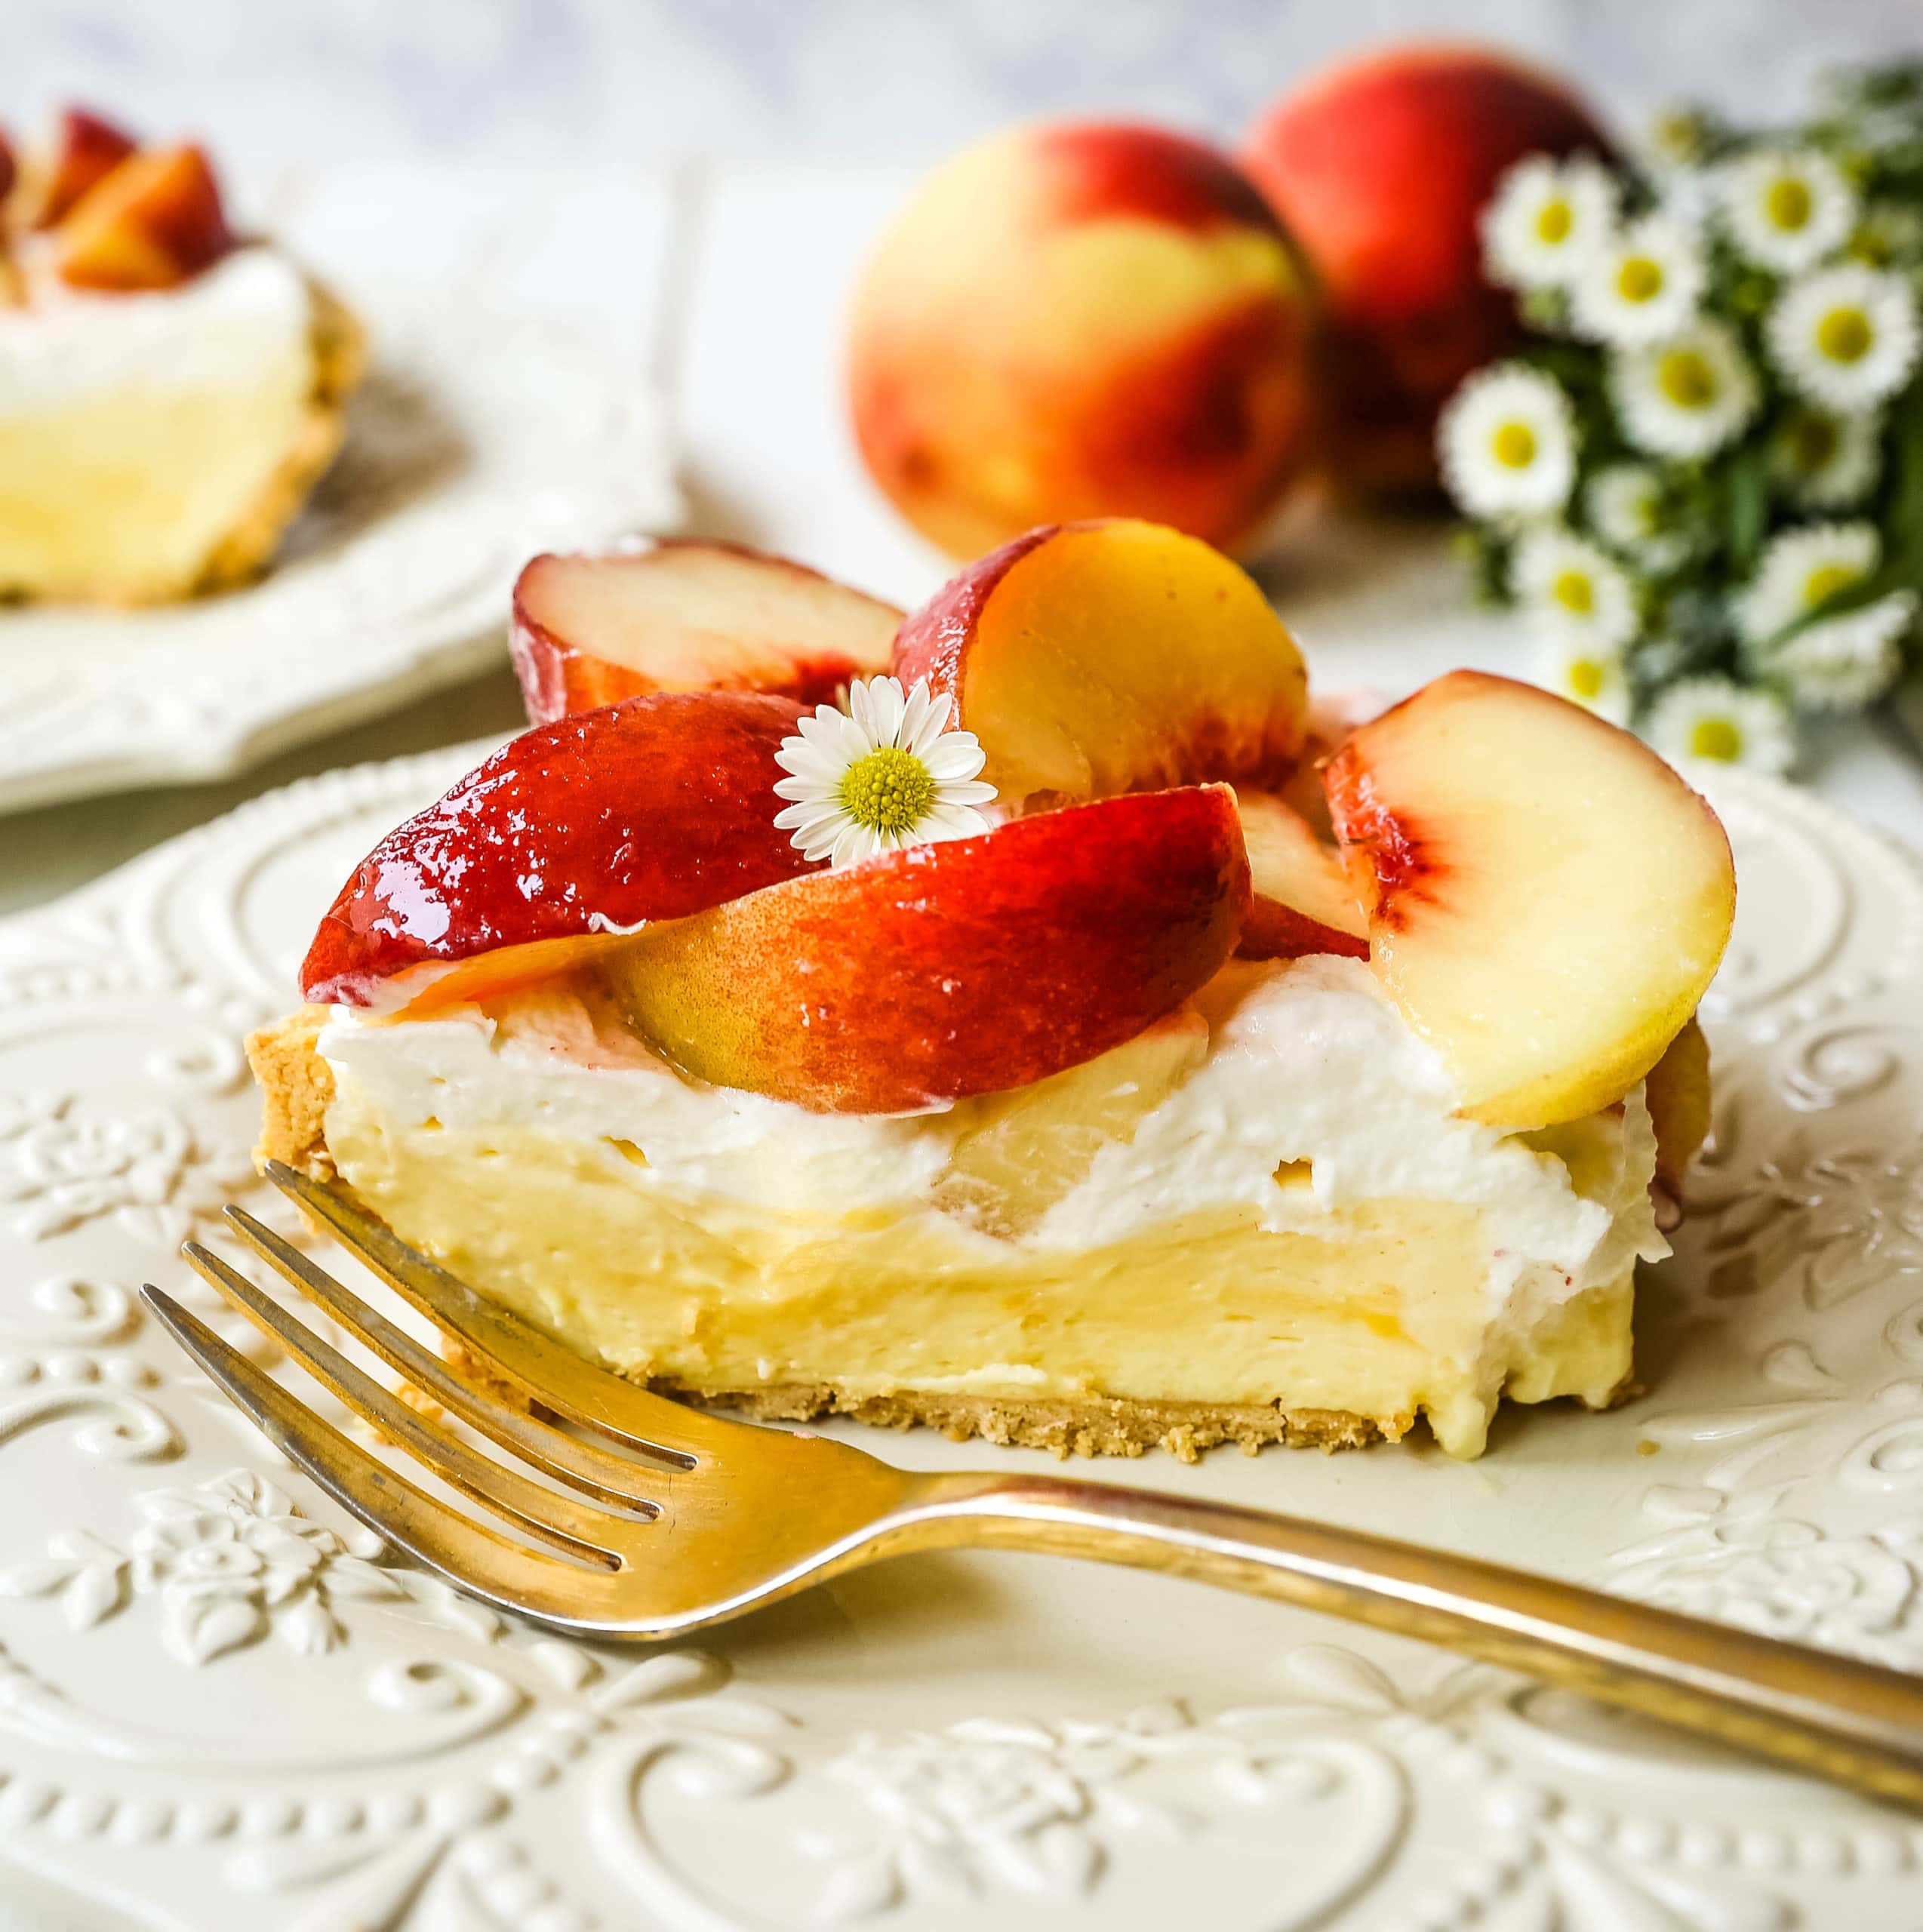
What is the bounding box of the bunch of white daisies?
[1438,60,1923,774]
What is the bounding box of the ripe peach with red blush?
[848,122,1318,558]
[1242,44,1610,495]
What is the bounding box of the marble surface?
[5,0,1921,174]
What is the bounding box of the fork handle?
[904,1472,1923,1810]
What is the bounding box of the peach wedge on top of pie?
[252,518,1732,1461]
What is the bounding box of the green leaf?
[1723,448,1770,575]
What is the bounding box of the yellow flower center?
[1689,716,1743,761]
[838,745,936,836]
[1802,562,1860,607]
[1552,569,1595,615]
[1816,306,1873,364]
[1567,657,1608,700]
[1491,421,1537,469]
[1788,412,1839,469]
[1617,256,1664,303]
[1765,177,1813,232]
[1658,349,1716,409]
[1535,198,1574,245]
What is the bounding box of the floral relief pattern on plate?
[0,756,1920,1927]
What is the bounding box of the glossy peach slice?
[300,693,817,1009]
[33,107,137,229]
[893,518,1308,813]
[1324,671,1735,1128]
[602,786,1250,1112]
[510,542,902,725]
[1235,791,1368,960]
[54,143,232,291]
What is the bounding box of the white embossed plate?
[1,751,1921,1930]
[0,306,677,816]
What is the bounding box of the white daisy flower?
[1512,525,1640,652]
[1535,635,1632,724]
[1610,318,1760,460]
[1766,263,1921,413]
[1767,405,1881,509]
[1584,463,1690,571]
[1717,147,1857,274]
[1656,165,1718,229]
[771,675,997,868]
[1645,677,1795,774]
[1772,592,1915,711]
[1569,212,1706,346]
[1849,200,1923,270]
[1481,152,1617,291]
[1734,521,1880,645]
[1437,364,1577,518]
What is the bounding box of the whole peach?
[1242,43,1610,496]
[847,122,1318,559]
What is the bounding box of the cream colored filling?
[316,958,1662,1458]
[0,248,315,600]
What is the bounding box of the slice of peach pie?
[251,520,1733,1460]
[0,107,364,605]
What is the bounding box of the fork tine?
[140,1287,640,1627]
[263,1161,714,1466]
[182,1242,625,1566]
[222,1207,662,1512]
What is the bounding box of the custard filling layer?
[312,956,1663,1458]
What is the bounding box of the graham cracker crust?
[248,1006,337,1177]
[246,1008,1408,1460]
[656,1380,1398,1462]
[196,272,368,596]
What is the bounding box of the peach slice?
[893,518,1307,814]
[510,542,903,726]
[54,143,232,291]
[33,107,138,230]
[1235,791,1368,961]
[300,693,819,1009]
[602,786,1250,1113]
[1324,671,1734,1128]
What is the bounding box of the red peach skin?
[605,786,1251,1113]
[301,693,819,1010]
[1242,45,1610,494]
[54,143,232,291]
[35,107,138,229]
[1235,791,1369,961]
[511,541,901,726]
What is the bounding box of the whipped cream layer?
[0,245,312,414]
[321,955,1664,1321]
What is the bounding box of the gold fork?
[144,1159,1923,1813]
